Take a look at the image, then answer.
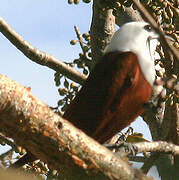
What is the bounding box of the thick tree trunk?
[90,1,115,65]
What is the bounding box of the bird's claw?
[104,142,137,156]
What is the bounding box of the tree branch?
[0,74,148,180]
[134,141,179,155]
[132,0,179,61]
[74,26,88,57]
[90,1,116,64]
[0,133,17,150]
[115,7,143,26]
[0,17,86,85]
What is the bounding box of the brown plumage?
[63,51,152,143]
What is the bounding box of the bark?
[0,74,148,180]
[115,7,143,26]
[90,1,115,65]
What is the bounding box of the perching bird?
[10,21,158,168]
[63,21,158,143]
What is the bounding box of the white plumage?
[105,22,158,86]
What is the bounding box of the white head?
[105,22,159,86]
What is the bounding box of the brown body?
[63,51,152,143]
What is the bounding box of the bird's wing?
[91,51,143,142]
[63,51,146,143]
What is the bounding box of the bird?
[10,21,158,168]
[63,21,158,143]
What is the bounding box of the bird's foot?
[104,141,137,156]
[8,152,37,169]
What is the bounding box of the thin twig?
[132,0,179,61]
[0,149,14,161]
[129,156,147,163]
[0,17,86,85]
[74,26,93,68]
[0,133,17,149]
[74,26,88,57]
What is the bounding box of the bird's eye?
[144,25,152,32]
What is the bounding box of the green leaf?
[58,99,64,106]
[83,68,88,75]
[64,79,69,89]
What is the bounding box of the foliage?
[54,27,93,112]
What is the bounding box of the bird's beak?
[147,34,176,62]
[148,34,159,41]
[147,35,159,61]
